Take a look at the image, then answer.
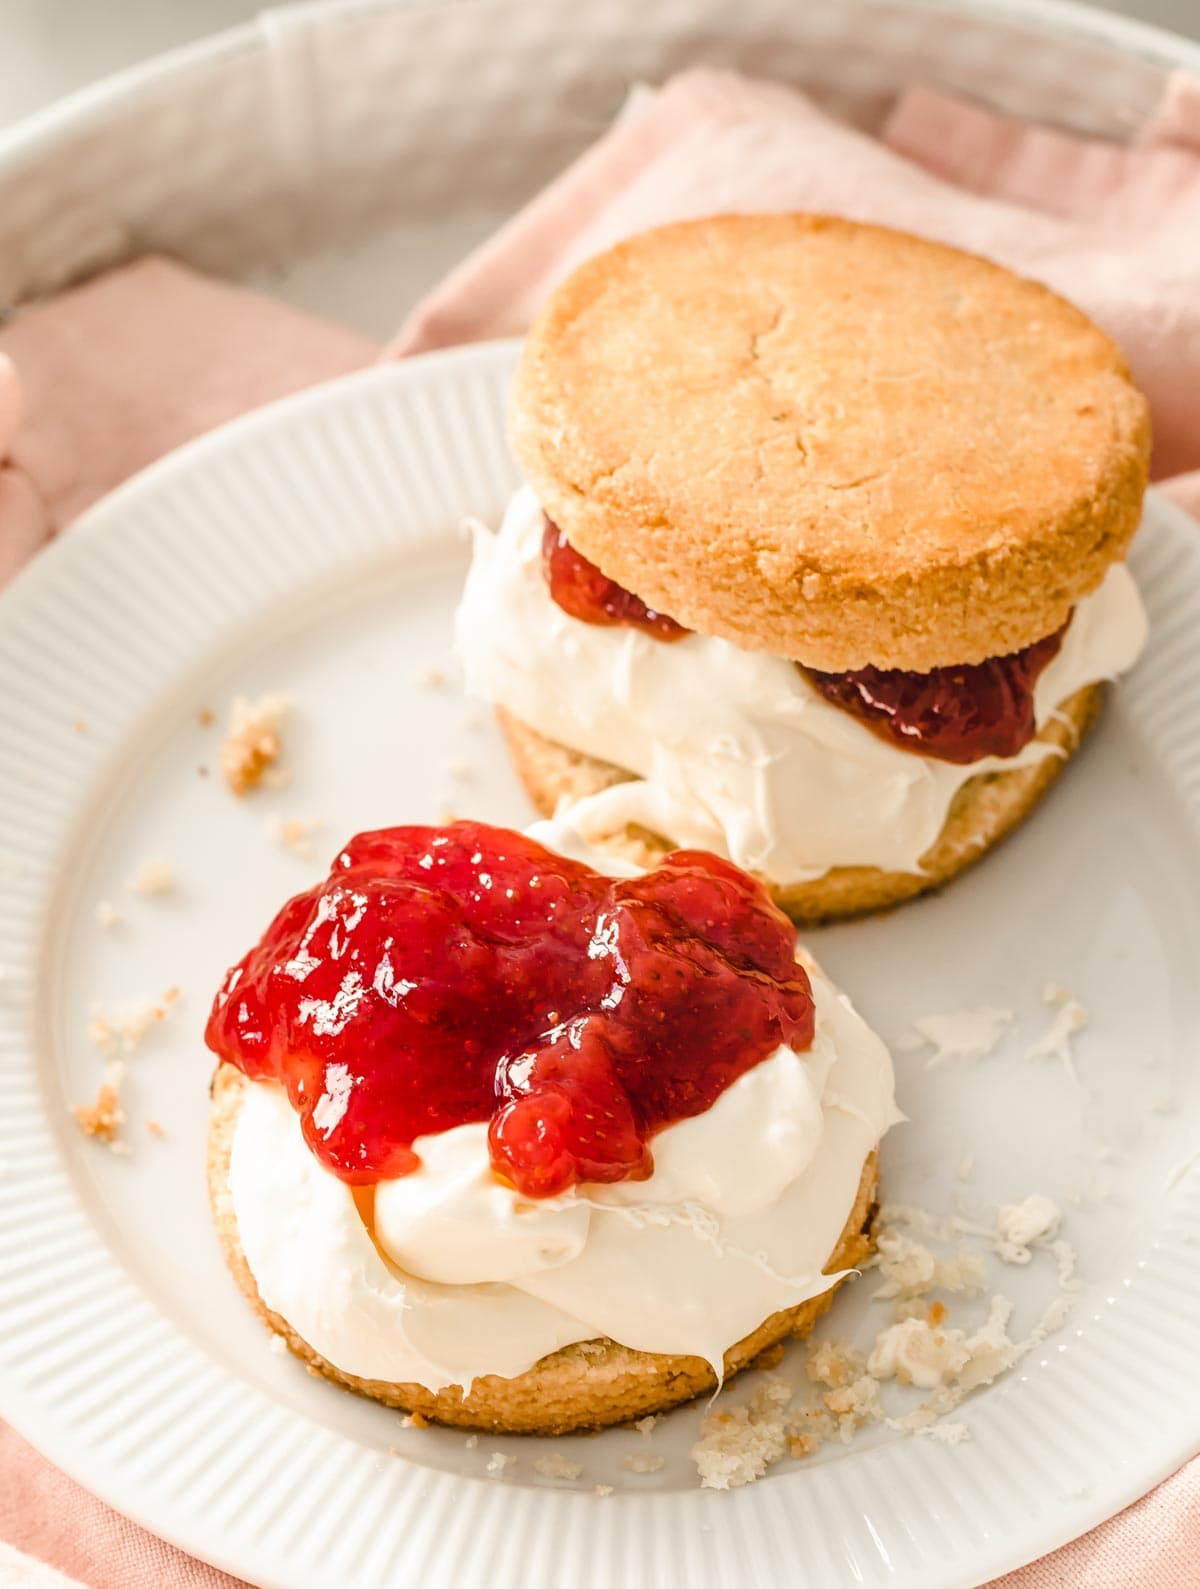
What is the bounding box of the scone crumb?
[72,1070,125,1145]
[464,1434,479,1449]
[437,808,458,826]
[220,693,292,796]
[131,858,175,896]
[145,1118,165,1138]
[87,992,177,1058]
[414,663,446,688]
[270,815,324,859]
[266,1332,288,1356]
[623,1452,665,1474]
[594,1484,614,1497]
[871,1231,987,1300]
[535,1454,583,1480]
[691,1383,792,1490]
[994,1195,1060,1264]
[72,717,87,734]
[485,1452,515,1477]
[807,1339,865,1389]
[634,1413,660,1437]
[197,707,215,727]
[94,900,122,929]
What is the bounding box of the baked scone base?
[498,683,1104,924]
[208,1064,878,1436]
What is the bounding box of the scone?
[205,818,899,1434]
[457,214,1150,921]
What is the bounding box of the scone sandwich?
[205,818,898,1433]
[459,214,1150,919]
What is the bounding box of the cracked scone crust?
[510,214,1149,672]
[498,683,1104,924]
[208,1064,878,1436]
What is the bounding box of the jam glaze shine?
[206,823,814,1198]
[540,511,1067,765]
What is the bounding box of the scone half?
[209,1065,879,1436]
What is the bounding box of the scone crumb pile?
[220,693,292,796]
[74,988,179,1150]
[691,1194,1073,1489]
[87,988,179,1059]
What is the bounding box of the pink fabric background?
[1,69,1197,1589]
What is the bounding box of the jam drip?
[542,519,689,641]
[803,623,1068,765]
[205,822,813,1198]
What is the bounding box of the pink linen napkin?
[2,65,1199,1589]
[0,256,378,575]
[394,66,1200,520]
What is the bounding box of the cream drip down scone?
[205,818,898,1434]
[458,214,1151,919]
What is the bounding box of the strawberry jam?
[543,519,689,641]
[803,623,1068,765]
[205,822,813,1197]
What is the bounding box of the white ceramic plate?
[1,342,1197,1589]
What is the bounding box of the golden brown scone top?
[510,214,1150,671]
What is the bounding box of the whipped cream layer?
[456,487,1148,882]
[228,823,900,1391]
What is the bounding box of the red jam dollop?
[542,518,690,641]
[802,623,1068,765]
[205,822,813,1197]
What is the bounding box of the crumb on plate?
[72,1077,124,1144]
[131,858,175,897]
[270,815,324,859]
[220,693,292,796]
[535,1454,583,1480]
